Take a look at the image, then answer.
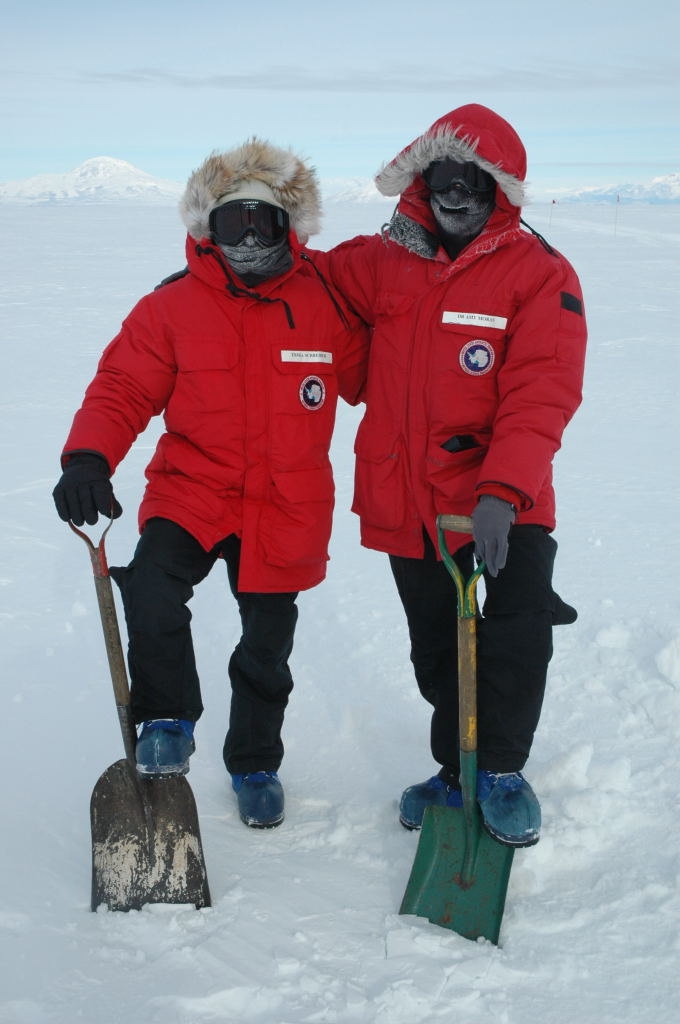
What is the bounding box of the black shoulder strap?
[154,266,189,290]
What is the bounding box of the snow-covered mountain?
[0,158,393,206]
[540,172,680,204]
[0,157,184,204]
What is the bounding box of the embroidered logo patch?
[299,376,326,410]
[460,340,495,375]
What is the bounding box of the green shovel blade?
[399,804,514,944]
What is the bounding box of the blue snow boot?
[477,771,541,847]
[399,775,463,830]
[231,771,284,829]
[135,719,195,778]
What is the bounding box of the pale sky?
[1,0,677,193]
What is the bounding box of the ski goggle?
[422,158,496,195]
[209,199,290,247]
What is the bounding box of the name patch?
[442,311,507,330]
[281,350,333,364]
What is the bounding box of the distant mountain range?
[541,173,680,204]
[0,157,183,204]
[1,157,678,205]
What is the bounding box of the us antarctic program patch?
[459,340,495,375]
[299,376,326,410]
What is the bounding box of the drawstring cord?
[195,244,296,329]
[300,252,352,327]
[519,217,556,255]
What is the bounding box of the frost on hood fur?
[375,103,528,210]
[180,138,322,244]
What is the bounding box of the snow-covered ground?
[1,198,679,1024]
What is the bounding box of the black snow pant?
[110,518,299,775]
[388,525,576,780]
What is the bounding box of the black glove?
[52,453,122,526]
[471,495,515,577]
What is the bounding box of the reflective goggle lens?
[209,200,290,246]
[422,158,496,195]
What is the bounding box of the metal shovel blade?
[90,758,211,912]
[399,804,514,944]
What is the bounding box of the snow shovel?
[399,514,514,944]
[70,518,210,912]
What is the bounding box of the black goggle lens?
[422,158,496,195]
[209,200,290,247]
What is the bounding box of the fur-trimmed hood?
[180,138,322,244]
[375,104,528,210]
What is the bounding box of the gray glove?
[471,495,516,577]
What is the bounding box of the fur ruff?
[180,138,322,243]
[375,125,527,209]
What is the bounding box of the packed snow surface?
[1,199,679,1023]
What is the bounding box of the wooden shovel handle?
[435,514,483,818]
[437,514,473,534]
[69,520,137,764]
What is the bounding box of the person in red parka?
[53,139,368,829]
[316,104,587,847]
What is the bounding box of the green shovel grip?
[436,514,485,618]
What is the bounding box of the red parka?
[62,235,368,592]
[317,104,587,558]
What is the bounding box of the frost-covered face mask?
[425,158,496,257]
[218,231,292,285]
[429,185,495,254]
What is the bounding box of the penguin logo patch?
[299,375,326,410]
[460,340,495,376]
